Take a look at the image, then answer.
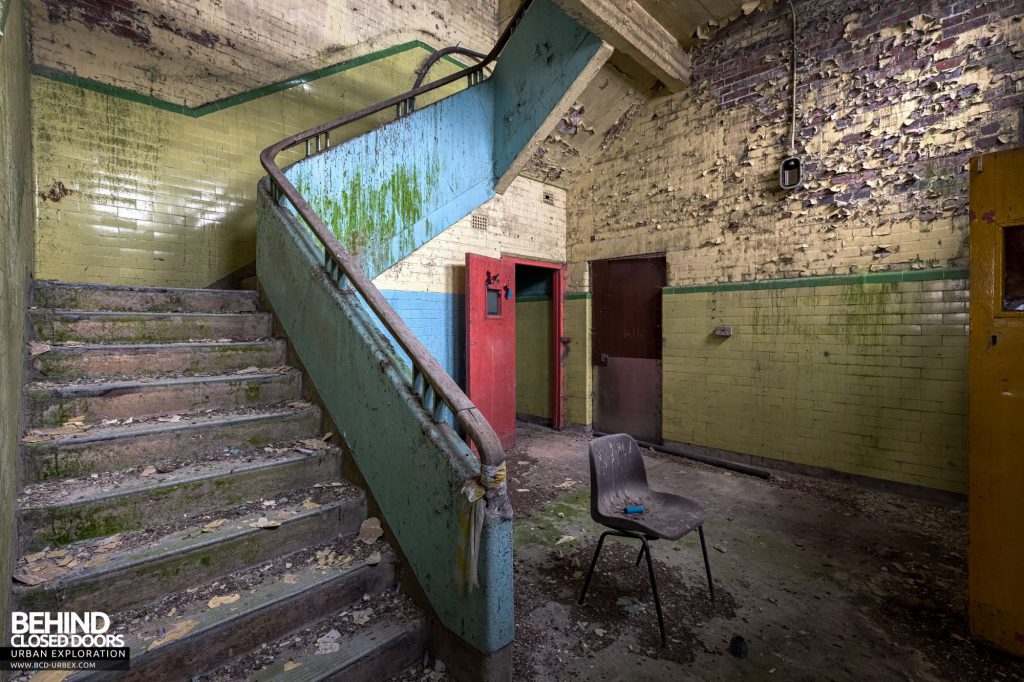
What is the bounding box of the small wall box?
[780,156,802,189]
[714,326,733,337]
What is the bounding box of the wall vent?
[472,213,488,230]
[543,191,556,206]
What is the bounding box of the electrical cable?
[788,0,798,154]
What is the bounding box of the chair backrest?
[588,433,650,519]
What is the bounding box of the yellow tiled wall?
[515,297,552,419]
[663,274,969,493]
[563,295,591,426]
[31,46,463,287]
[0,0,34,642]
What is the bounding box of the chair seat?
[594,490,706,541]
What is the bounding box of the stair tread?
[13,491,363,592]
[30,340,290,382]
[38,280,260,297]
[34,340,284,351]
[19,446,340,509]
[41,309,267,319]
[21,402,319,445]
[119,552,393,652]
[249,619,428,682]
[27,368,298,394]
[83,551,399,680]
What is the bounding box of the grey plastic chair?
[578,433,715,645]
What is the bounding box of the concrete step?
[31,310,272,344]
[22,404,322,481]
[25,371,302,427]
[14,492,366,613]
[18,448,341,552]
[74,558,397,682]
[31,340,288,381]
[256,620,429,682]
[34,280,260,313]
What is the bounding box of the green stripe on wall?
[30,40,464,117]
[663,267,970,295]
[565,292,592,300]
[517,294,553,303]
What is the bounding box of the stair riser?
[31,312,272,344]
[15,500,366,613]
[19,452,341,552]
[32,341,287,381]
[78,563,396,682]
[26,374,301,427]
[34,282,259,314]
[23,409,321,482]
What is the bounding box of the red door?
[466,253,516,449]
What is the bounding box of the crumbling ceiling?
[636,0,777,47]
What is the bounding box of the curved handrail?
[260,1,534,469]
[413,45,488,89]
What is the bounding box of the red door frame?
[507,257,566,431]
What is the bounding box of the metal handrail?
[260,0,534,468]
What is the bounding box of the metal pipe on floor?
[593,431,771,479]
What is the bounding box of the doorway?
[515,264,557,426]
[591,254,666,443]
[465,254,565,449]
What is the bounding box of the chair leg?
[698,525,715,603]
[578,531,611,606]
[634,536,667,643]
[634,543,647,567]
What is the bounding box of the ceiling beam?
[552,0,690,91]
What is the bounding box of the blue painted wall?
[489,0,605,179]
[283,0,603,282]
[379,290,465,388]
[285,86,495,280]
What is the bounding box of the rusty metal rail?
[260,1,534,468]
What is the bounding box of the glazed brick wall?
[561,0,1020,490]
[27,0,499,105]
[0,0,34,644]
[566,0,1024,289]
[663,275,969,493]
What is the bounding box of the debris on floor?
[508,421,1024,682]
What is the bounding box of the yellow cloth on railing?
[458,462,508,592]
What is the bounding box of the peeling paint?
[38,180,72,203]
[28,0,500,106]
[42,0,153,49]
[559,0,1024,290]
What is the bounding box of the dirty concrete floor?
[508,422,1024,682]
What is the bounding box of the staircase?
[15,280,429,680]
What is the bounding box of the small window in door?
[1005,226,1024,312]
[486,288,502,316]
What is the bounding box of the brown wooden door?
[968,148,1024,655]
[591,255,665,442]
